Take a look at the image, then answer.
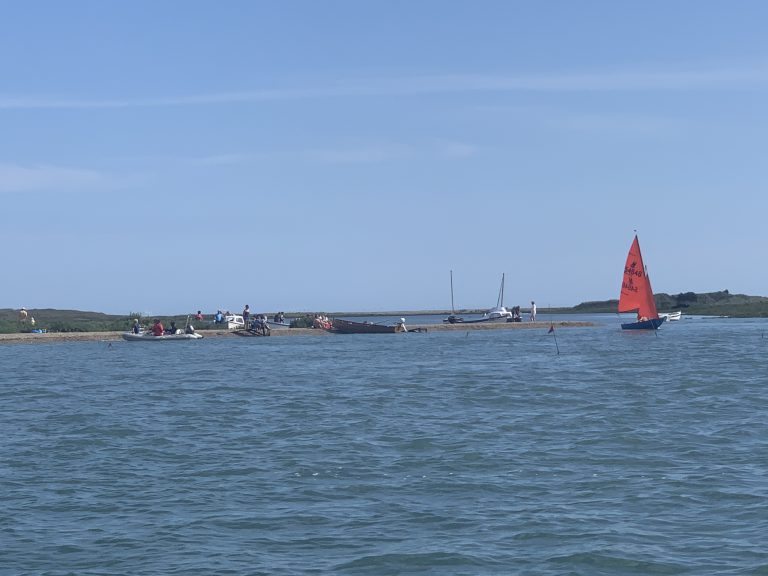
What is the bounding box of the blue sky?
[2,1,767,315]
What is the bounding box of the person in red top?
[152,319,164,336]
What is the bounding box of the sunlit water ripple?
[2,316,767,575]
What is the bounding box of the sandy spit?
[0,321,593,344]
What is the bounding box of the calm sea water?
[2,316,767,575]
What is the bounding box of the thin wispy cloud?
[305,145,413,165]
[183,153,262,167]
[557,113,679,136]
[434,139,478,158]
[304,139,477,165]
[0,163,106,193]
[405,65,768,93]
[1,62,767,110]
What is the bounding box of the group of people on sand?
[213,310,230,324]
[242,305,274,335]
[312,314,332,329]
[506,301,536,323]
[248,314,270,335]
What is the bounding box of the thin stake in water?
[548,323,559,355]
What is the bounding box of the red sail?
[618,235,659,319]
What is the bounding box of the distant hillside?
[0,308,130,334]
[571,290,768,317]
[3,290,768,333]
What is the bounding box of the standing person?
[242,305,250,328]
[132,319,141,334]
[529,301,537,322]
[195,310,203,322]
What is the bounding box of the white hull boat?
[658,311,682,322]
[462,273,513,323]
[122,332,203,341]
[225,314,245,330]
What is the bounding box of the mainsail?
[618,235,659,320]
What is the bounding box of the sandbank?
[0,321,593,344]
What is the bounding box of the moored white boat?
[462,273,514,323]
[481,306,513,321]
[122,331,203,341]
[659,311,682,322]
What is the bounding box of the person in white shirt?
[529,301,536,322]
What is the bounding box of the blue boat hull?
[621,317,666,330]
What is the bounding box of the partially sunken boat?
[330,318,407,334]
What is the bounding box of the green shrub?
[290,315,317,328]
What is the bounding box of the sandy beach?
[0,321,592,344]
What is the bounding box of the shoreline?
[0,321,593,344]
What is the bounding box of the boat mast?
[450,270,456,314]
[497,273,505,308]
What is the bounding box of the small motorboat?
[269,313,289,327]
[122,331,203,341]
[225,314,245,330]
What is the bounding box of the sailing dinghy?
[444,270,464,323]
[463,273,513,323]
[619,235,666,330]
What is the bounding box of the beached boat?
[463,273,514,323]
[122,331,203,341]
[618,235,666,330]
[443,270,464,323]
[659,311,682,322]
[331,318,407,334]
[268,313,289,327]
[225,314,245,330]
[232,327,270,337]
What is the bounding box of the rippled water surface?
[2,317,767,575]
